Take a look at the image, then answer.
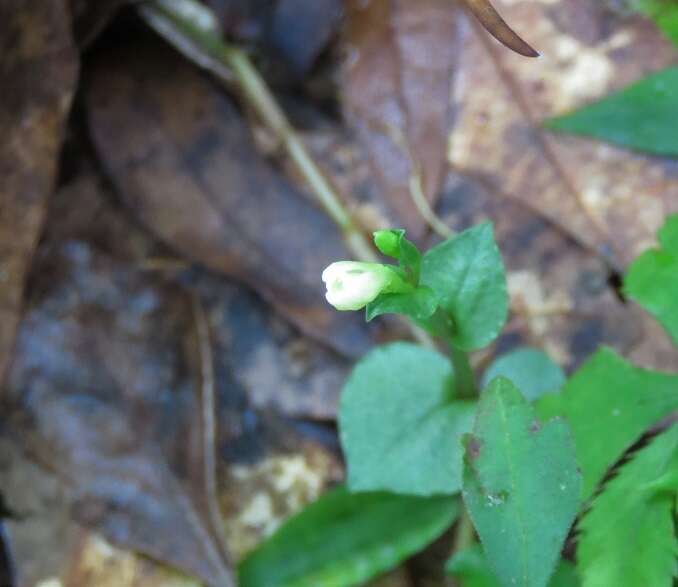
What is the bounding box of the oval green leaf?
[239,486,459,587]
[340,342,476,496]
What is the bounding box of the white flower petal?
[320,261,392,311]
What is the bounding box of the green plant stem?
[141,0,376,263]
[140,0,438,348]
[426,309,477,398]
[450,344,477,399]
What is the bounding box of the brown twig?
[190,294,234,579]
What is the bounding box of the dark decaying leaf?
[0,0,78,390]
[267,0,342,76]
[1,169,348,582]
[205,0,341,76]
[193,272,351,419]
[0,218,345,586]
[51,169,351,419]
[6,243,235,587]
[343,0,461,241]
[69,0,129,46]
[86,38,372,359]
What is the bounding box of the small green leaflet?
[373,229,421,283]
[340,342,475,496]
[482,347,566,401]
[238,486,459,587]
[446,545,579,587]
[421,223,508,351]
[462,378,581,587]
[577,426,678,587]
[537,347,678,500]
[637,0,678,46]
[545,68,678,156]
[366,287,438,323]
[625,214,678,347]
[368,230,439,323]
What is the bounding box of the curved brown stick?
[462,0,539,57]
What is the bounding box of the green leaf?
[545,68,678,156]
[373,229,421,283]
[577,426,678,587]
[536,347,678,500]
[658,213,678,252]
[637,0,678,46]
[421,223,508,351]
[446,545,579,587]
[482,347,566,401]
[445,545,501,587]
[366,287,439,323]
[625,214,678,347]
[462,378,581,587]
[339,342,476,496]
[239,486,459,587]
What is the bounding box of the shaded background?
[0,0,676,585]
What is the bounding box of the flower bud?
[321,261,394,311]
[373,229,404,258]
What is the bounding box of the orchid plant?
[239,218,678,587]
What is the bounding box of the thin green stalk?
[450,344,477,399]
[426,308,477,398]
[140,0,438,348]
[141,1,376,263]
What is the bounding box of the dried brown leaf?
[343,0,461,240]
[0,0,78,390]
[49,174,350,419]
[449,0,678,267]
[7,243,235,587]
[0,409,342,587]
[86,39,372,358]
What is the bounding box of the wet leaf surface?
[205,0,341,76]
[49,172,351,420]
[0,411,343,587]
[86,38,373,359]
[1,213,347,584]
[343,0,462,241]
[0,0,78,390]
[6,242,236,587]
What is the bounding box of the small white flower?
[321,261,393,311]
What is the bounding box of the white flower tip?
[321,261,390,311]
